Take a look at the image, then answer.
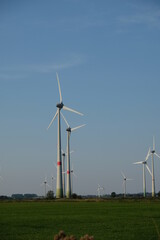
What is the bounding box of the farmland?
[0,199,160,240]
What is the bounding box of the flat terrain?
[0,199,160,240]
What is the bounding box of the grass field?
[1,199,160,240]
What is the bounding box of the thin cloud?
[0,54,87,80]
[118,8,160,29]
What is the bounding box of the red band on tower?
[57,162,61,166]
[67,170,70,174]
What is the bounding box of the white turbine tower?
[62,150,66,197]
[61,112,85,198]
[150,136,160,197]
[70,164,77,195]
[47,73,83,198]
[133,148,152,197]
[121,172,133,198]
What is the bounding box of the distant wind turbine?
[61,112,85,198]
[47,73,83,198]
[121,172,133,198]
[97,184,104,198]
[41,177,50,197]
[133,148,152,197]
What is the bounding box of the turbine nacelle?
[66,127,71,132]
[56,102,64,109]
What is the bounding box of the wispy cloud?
[0,53,87,80]
[118,5,160,30]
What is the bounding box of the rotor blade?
[63,105,83,116]
[56,72,62,103]
[71,124,86,132]
[153,136,155,151]
[146,164,152,176]
[47,110,58,130]
[121,171,125,178]
[145,147,151,161]
[126,178,133,181]
[155,152,160,159]
[133,161,143,165]
[61,112,70,128]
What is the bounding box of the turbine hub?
[56,102,64,109]
[66,127,71,132]
[151,150,155,154]
[62,153,65,156]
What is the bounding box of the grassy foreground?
[0,199,160,240]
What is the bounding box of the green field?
[1,199,160,240]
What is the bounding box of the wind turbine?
[47,73,83,198]
[121,172,133,198]
[150,136,160,197]
[41,177,50,197]
[133,148,152,197]
[61,112,85,198]
[97,184,104,198]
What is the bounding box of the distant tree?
[24,194,38,199]
[158,191,160,198]
[11,194,24,199]
[46,190,54,199]
[111,192,116,198]
[72,193,78,199]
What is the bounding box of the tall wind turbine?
[47,73,83,198]
[150,137,160,197]
[121,172,133,198]
[133,148,152,197]
[61,112,85,198]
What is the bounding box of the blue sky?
[1,0,160,196]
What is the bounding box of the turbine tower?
[47,73,83,198]
[133,148,152,197]
[150,136,160,197]
[62,150,66,197]
[61,112,85,198]
[121,172,132,198]
[70,164,77,195]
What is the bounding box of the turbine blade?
[56,72,62,103]
[153,136,155,151]
[121,171,125,178]
[155,152,160,159]
[47,110,58,130]
[71,124,86,132]
[146,164,152,176]
[63,105,83,116]
[133,161,143,165]
[145,147,151,161]
[61,112,70,128]
[126,178,133,181]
